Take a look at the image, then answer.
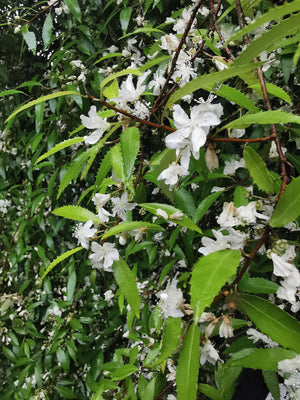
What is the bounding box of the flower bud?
[205,144,219,171]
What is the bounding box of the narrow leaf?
[39,247,83,283]
[190,250,241,322]
[269,176,300,227]
[243,146,274,193]
[193,191,223,223]
[111,144,125,182]
[222,110,300,130]
[22,27,36,54]
[64,0,81,22]
[0,89,25,97]
[236,293,300,353]
[102,221,164,240]
[177,324,200,400]
[113,258,140,318]
[42,13,53,48]
[5,91,82,123]
[120,127,140,181]
[140,202,202,234]
[52,205,100,223]
[35,102,45,134]
[198,384,223,400]
[120,7,132,34]
[35,137,84,164]
[109,365,138,381]
[249,83,292,105]
[238,274,279,294]
[144,317,181,367]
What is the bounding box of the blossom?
[148,71,166,95]
[200,340,220,365]
[111,192,137,221]
[92,193,112,223]
[157,162,189,189]
[157,279,184,319]
[271,246,297,278]
[110,73,149,105]
[219,315,234,338]
[73,220,97,249]
[223,158,246,175]
[80,106,109,145]
[160,34,179,54]
[247,328,278,348]
[89,242,119,272]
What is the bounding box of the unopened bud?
[205,144,219,171]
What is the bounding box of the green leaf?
[263,370,280,400]
[249,83,292,105]
[35,137,84,164]
[144,317,181,367]
[55,386,76,399]
[193,191,223,223]
[174,189,196,217]
[102,221,164,240]
[233,186,248,207]
[3,347,17,362]
[243,146,274,193]
[120,127,140,182]
[22,26,36,54]
[190,250,241,322]
[215,362,242,400]
[111,144,125,182]
[120,7,132,34]
[108,364,138,381]
[222,110,300,130]
[39,247,83,283]
[57,150,91,199]
[238,273,279,294]
[209,84,259,113]
[52,205,100,223]
[226,0,300,44]
[228,348,296,370]
[113,258,140,318]
[35,102,45,134]
[42,13,53,48]
[95,149,112,189]
[164,62,262,112]
[103,79,119,99]
[198,384,223,400]
[0,89,25,97]
[177,324,200,400]
[235,13,300,66]
[91,380,118,400]
[100,69,142,98]
[57,348,70,373]
[64,0,81,22]
[5,91,83,123]
[120,26,164,40]
[236,293,300,353]
[67,266,76,302]
[139,203,202,234]
[269,176,300,227]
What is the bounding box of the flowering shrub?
[1,0,300,399]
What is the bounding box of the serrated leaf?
[113,258,140,318]
[269,176,300,227]
[139,203,202,234]
[144,317,181,367]
[190,250,241,322]
[64,0,81,22]
[120,7,132,34]
[42,13,53,48]
[111,144,125,182]
[22,27,36,54]
[102,221,164,240]
[249,83,292,105]
[243,146,274,193]
[209,84,259,112]
[108,364,138,381]
[177,324,200,400]
[233,186,248,207]
[39,247,83,283]
[222,110,300,130]
[35,137,84,164]
[5,91,82,123]
[236,293,300,353]
[164,62,262,112]
[238,274,279,294]
[121,127,140,182]
[226,0,300,44]
[228,348,296,370]
[198,384,223,400]
[103,79,119,99]
[174,189,195,217]
[35,102,45,134]
[52,205,100,223]
[95,149,112,189]
[193,191,223,223]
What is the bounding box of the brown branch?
[213,133,276,143]
[152,0,203,113]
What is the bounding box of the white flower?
[223,158,246,175]
[157,162,189,189]
[247,328,278,348]
[92,193,112,223]
[217,202,239,227]
[200,341,220,365]
[89,242,119,272]
[157,208,169,220]
[110,73,148,105]
[219,315,234,338]
[148,72,166,95]
[73,220,97,249]
[199,229,229,255]
[170,211,183,220]
[104,290,114,302]
[157,279,184,319]
[111,192,136,221]
[0,199,11,213]
[160,34,179,54]
[80,106,109,145]
[230,129,246,138]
